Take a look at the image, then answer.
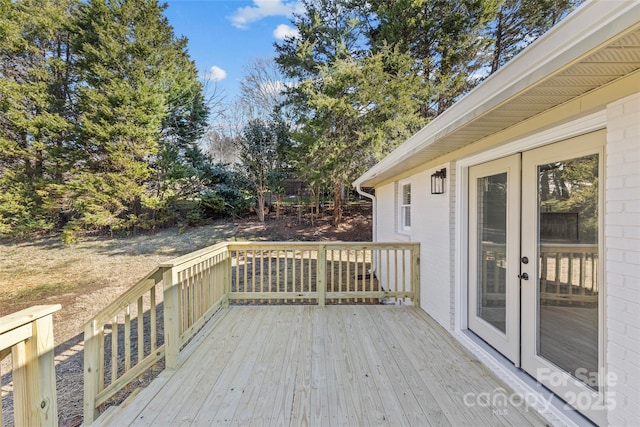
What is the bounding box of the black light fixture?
[430,168,446,194]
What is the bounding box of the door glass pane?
[537,154,599,390]
[477,173,507,333]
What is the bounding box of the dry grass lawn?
[0,206,371,426]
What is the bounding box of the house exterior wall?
[374,166,455,330]
[605,92,640,427]
[410,168,455,329]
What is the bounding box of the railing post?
[12,339,34,426]
[3,305,60,427]
[318,244,327,306]
[163,266,180,370]
[412,244,421,306]
[83,319,101,424]
[223,247,231,307]
[34,314,58,425]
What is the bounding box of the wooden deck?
[93,305,546,426]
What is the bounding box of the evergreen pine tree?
[276,0,425,224]
[71,0,208,232]
[368,0,500,117]
[0,0,78,236]
[488,0,581,73]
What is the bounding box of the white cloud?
[273,24,299,40]
[230,0,302,29]
[260,80,287,97]
[206,65,227,81]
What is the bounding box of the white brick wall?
[411,167,453,329]
[605,92,640,427]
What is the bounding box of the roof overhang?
[354,0,640,188]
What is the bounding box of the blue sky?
[164,0,301,100]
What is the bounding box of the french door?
[468,155,521,364]
[469,131,605,425]
[521,131,605,426]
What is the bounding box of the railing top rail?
[320,242,420,250]
[227,241,318,250]
[540,243,599,251]
[159,240,419,269]
[227,241,420,249]
[90,267,164,326]
[160,241,229,268]
[482,242,598,252]
[0,304,61,336]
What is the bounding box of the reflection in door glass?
[537,154,599,390]
[477,173,507,333]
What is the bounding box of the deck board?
[290,306,313,424]
[233,306,294,424]
[349,306,419,425]
[98,305,546,426]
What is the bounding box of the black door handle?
[518,273,529,280]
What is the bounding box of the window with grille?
[400,182,411,232]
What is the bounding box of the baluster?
[308,250,312,299]
[268,249,273,302]
[555,252,561,295]
[243,250,248,294]
[386,249,391,296]
[395,250,400,301]
[150,286,157,354]
[580,252,587,296]
[276,249,281,301]
[111,315,118,384]
[259,249,264,300]
[339,249,343,298]
[402,249,407,297]
[568,253,574,302]
[124,305,131,373]
[369,249,374,300]
[348,248,351,296]
[540,251,548,294]
[137,297,144,364]
[251,250,256,295]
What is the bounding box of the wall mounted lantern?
[430,168,446,194]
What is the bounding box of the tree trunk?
[276,194,282,219]
[333,178,343,225]
[491,8,505,74]
[257,193,266,222]
[309,187,318,227]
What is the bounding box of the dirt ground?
[0,203,372,427]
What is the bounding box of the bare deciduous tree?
[239,57,289,119]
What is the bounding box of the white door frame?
[454,110,607,422]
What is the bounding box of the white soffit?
[355,0,640,188]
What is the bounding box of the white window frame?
[398,180,411,233]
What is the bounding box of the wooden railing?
[83,267,165,423]
[480,242,599,306]
[480,242,506,306]
[1,305,61,427]
[83,241,420,424]
[540,243,598,305]
[159,242,231,370]
[228,242,420,305]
